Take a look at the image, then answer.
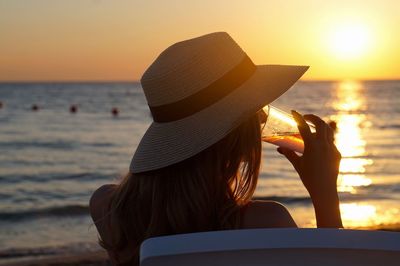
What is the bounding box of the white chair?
[140,228,400,266]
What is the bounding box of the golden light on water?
[328,81,400,228]
[340,158,373,174]
[340,203,377,227]
[340,203,400,228]
[331,80,373,195]
[338,174,372,193]
[332,80,365,112]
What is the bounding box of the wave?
[0,205,89,222]
[0,242,100,260]
[0,247,57,259]
[254,196,312,204]
[378,124,400,129]
[360,183,400,194]
[2,191,395,222]
[0,140,117,150]
[0,197,313,222]
[255,191,395,203]
[0,140,78,150]
[0,172,114,184]
[0,198,312,222]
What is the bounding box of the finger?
[291,110,312,144]
[303,114,327,141]
[277,147,300,169]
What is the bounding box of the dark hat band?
[149,55,257,123]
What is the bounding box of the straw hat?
[130,32,308,173]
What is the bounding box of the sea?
[0,81,399,264]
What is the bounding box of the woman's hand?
[277,110,343,228]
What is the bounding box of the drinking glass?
[261,105,315,153]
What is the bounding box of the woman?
[90,32,342,265]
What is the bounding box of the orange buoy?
[111,107,119,117]
[70,105,78,113]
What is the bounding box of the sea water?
[0,81,399,263]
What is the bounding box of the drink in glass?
[261,105,315,154]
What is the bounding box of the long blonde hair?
[101,113,262,265]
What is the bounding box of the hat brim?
[130,64,309,173]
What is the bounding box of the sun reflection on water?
[340,203,377,227]
[332,81,365,112]
[325,81,400,229]
[331,81,373,195]
[339,203,400,228]
[331,81,380,228]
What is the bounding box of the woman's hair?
[100,113,262,265]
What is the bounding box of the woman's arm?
[277,111,343,228]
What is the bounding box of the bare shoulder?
[89,184,117,221]
[90,184,122,264]
[241,200,297,229]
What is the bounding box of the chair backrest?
[140,228,400,266]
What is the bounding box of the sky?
[0,0,399,81]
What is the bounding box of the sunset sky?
[1,0,399,81]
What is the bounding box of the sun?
[329,23,371,60]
